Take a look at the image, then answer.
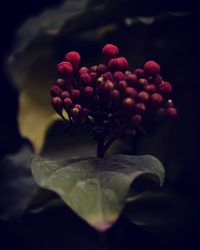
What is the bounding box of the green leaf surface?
[31,154,165,231]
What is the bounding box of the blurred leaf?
[0,145,37,220]
[31,154,165,231]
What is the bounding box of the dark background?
[0,1,200,250]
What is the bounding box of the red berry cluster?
[50,44,177,136]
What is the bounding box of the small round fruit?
[144,60,160,75]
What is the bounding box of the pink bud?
[63,97,73,110]
[134,68,145,78]
[150,93,164,107]
[56,61,73,76]
[102,44,119,59]
[50,85,62,97]
[165,108,178,119]
[132,114,142,126]
[159,82,173,95]
[65,51,81,70]
[144,60,160,75]
[84,86,94,96]
[71,89,81,100]
[125,87,138,98]
[137,91,149,103]
[135,103,146,115]
[80,73,92,84]
[51,97,63,114]
[113,71,125,81]
[108,57,128,71]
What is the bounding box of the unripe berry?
[84,86,94,96]
[122,97,135,111]
[50,85,62,97]
[125,87,138,98]
[61,91,70,99]
[103,72,113,81]
[150,93,164,107]
[63,97,73,110]
[65,51,81,69]
[137,91,149,103]
[110,89,120,101]
[80,73,92,84]
[143,84,157,94]
[56,61,73,76]
[52,97,63,114]
[165,108,178,119]
[108,57,128,71]
[79,67,89,75]
[135,103,146,114]
[137,78,148,88]
[97,64,107,74]
[103,80,115,92]
[118,80,128,91]
[144,60,160,75]
[159,82,173,95]
[113,71,125,81]
[126,73,138,85]
[132,114,142,126]
[134,68,145,78]
[90,72,97,82]
[102,44,119,59]
[71,89,81,100]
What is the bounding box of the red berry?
[84,86,94,96]
[65,51,81,70]
[61,91,70,99]
[51,97,63,114]
[137,91,149,103]
[150,93,164,107]
[118,80,128,91]
[113,71,125,81]
[71,89,81,100]
[152,74,163,85]
[135,103,146,114]
[79,67,89,75]
[97,64,107,73]
[63,97,73,109]
[50,85,62,97]
[143,84,157,94]
[80,73,92,84]
[110,89,120,101]
[122,97,135,111]
[102,44,119,59]
[56,61,73,76]
[132,114,142,126]
[108,57,128,71]
[159,82,173,95]
[125,87,138,98]
[134,68,145,78]
[165,108,178,119]
[144,60,160,75]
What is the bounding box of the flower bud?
[137,78,148,88]
[137,91,149,103]
[103,80,115,92]
[55,78,66,88]
[159,82,172,95]
[150,93,164,107]
[108,57,128,71]
[71,89,81,100]
[90,72,97,82]
[80,73,92,84]
[63,97,73,110]
[102,44,119,59]
[135,103,146,114]
[165,108,178,119]
[125,87,138,98]
[132,114,142,126]
[113,71,125,81]
[65,51,81,70]
[56,61,73,76]
[71,106,81,118]
[144,60,160,75]
[122,97,135,111]
[90,65,98,72]
[50,85,62,97]
[118,80,128,91]
[143,84,157,94]
[152,74,163,85]
[84,86,94,96]
[52,97,63,114]
[110,89,120,101]
[97,64,107,74]
[61,91,70,99]
[134,68,145,78]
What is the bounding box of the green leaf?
[31,154,165,231]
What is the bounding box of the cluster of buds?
[50,44,177,139]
